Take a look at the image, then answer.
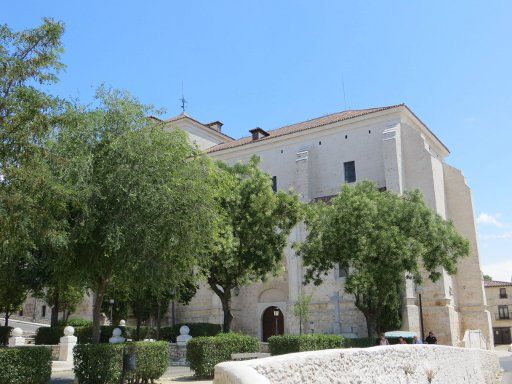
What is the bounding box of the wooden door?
[494,327,512,345]
[262,306,284,342]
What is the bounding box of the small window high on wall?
[344,161,356,183]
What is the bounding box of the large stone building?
[159,104,492,346]
[14,104,492,347]
[484,279,512,345]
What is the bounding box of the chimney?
[249,127,270,141]
[205,121,223,132]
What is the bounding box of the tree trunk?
[220,291,233,333]
[50,289,60,327]
[156,302,161,339]
[365,313,377,338]
[4,310,9,327]
[208,277,233,333]
[136,316,142,340]
[92,279,107,343]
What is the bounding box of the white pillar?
[8,328,25,347]
[59,326,77,361]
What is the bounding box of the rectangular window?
[272,176,277,192]
[41,305,46,318]
[500,288,507,298]
[498,305,510,319]
[338,265,348,278]
[344,161,356,183]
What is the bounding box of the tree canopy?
[52,87,214,342]
[297,181,470,337]
[200,156,302,332]
[0,18,69,325]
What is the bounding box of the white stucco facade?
[164,104,492,347]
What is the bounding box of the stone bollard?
[8,327,25,347]
[176,325,192,346]
[59,326,77,361]
[109,327,126,344]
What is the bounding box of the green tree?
[483,274,493,282]
[61,87,213,343]
[0,18,66,326]
[297,181,470,337]
[0,18,64,168]
[201,156,302,332]
[293,292,312,335]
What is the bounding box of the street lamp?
[416,285,425,341]
[273,308,280,336]
[109,299,115,326]
[233,286,240,296]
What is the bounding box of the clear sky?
[3,1,511,281]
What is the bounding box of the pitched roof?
[150,113,235,141]
[206,105,404,153]
[484,280,512,287]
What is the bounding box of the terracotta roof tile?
[484,280,512,287]
[206,105,404,153]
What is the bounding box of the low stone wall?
[214,345,503,384]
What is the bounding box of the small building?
[484,279,512,345]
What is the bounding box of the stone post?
[109,328,126,344]
[59,326,77,361]
[176,325,192,345]
[8,327,25,347]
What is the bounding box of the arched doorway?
[262,306,284,342]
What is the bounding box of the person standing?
[379,333,390,346]
[425,331,437,344]
[413,335,423,344]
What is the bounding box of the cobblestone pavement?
[497,350,512,384]
[51,366,212,384]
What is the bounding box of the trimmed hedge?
[343,337,378,348]
[0,326,12,346]
[159,323,221,342]
[73,342,169,384]
[126,326,153,342]
[59,318,93,327]
[0,346,52,384]
[268,334,344,355]
[74,343,124,384]
[128,341,169,382]
[36,323,221,345]
[35,325,134,345]
[187,333,259,378]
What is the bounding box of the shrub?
[187,332,259,378]
[343,337,378,348]
[35,326,64,345]
[125,326,152,341]
[36,325,128,345]
[59,318,93,327]
[159,323,221,342]
[0,346,52,384]
[0,326,12,346]
[127,341,169,382]
[74,343,124,384]
[74,342,169,384]
[268,334,344,355]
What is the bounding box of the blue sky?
[3,1,511,280]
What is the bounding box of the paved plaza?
[51,366,212,384]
